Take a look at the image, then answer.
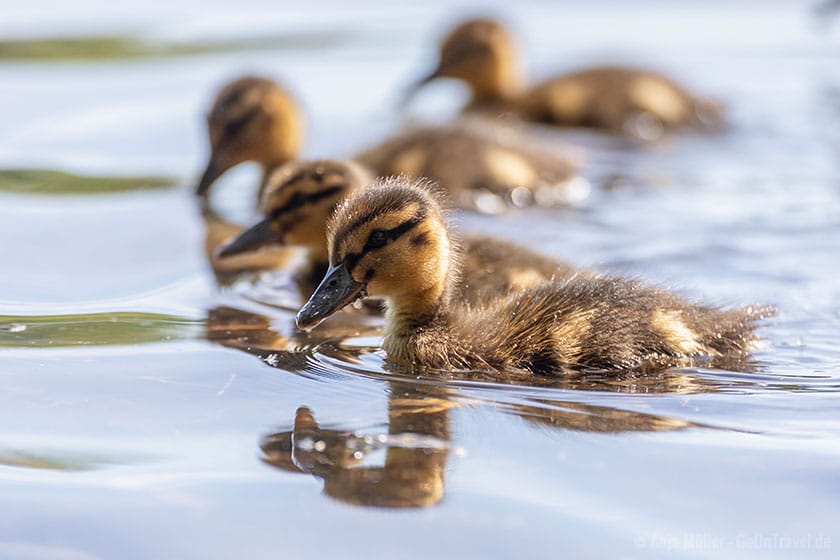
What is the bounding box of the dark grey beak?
[296,262,365,329]
[216,219,279,259]
[400,68,440,108]
[196,158,224,196]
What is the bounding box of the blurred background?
[1,1,839,559]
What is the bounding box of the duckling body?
[408,18,722,136]
[296,179,770,374]
[520,66,720,134]
[356,123,577,209]
[196,76,303,197]
[217,159,580,304]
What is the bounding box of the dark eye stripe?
[344,212,425,272]
[270,185,344,218]
[220,106,261,141]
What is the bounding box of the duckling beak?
[196,158,224,196]
[216,218,279,259]
[296,263,365,330]
[400,68,440,107]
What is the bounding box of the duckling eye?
[367,230,388,249]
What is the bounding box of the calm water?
[1,1,839,558]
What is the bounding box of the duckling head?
[406,18,521,103]
[197,76,304,196]
[216,160,372,262]
[297,179,454,329]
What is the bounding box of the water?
[1,1,839,558]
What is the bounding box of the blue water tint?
[1,1,840,559]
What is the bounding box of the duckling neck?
[470,62,523,104]
[384,270,458,348]
[471,78,520,103]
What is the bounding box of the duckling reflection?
[263,385,452,508]
[405,18,723,138]
[205,305,378,370]
[259,379,706,508]
[196,76,303,199]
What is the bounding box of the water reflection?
[263,385,452,508]
[258,379,707,508]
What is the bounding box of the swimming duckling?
[356,122,579,210]
[216,159,579,303]
[296,179,771,374]
[218,159,374,299]
[196,76,303,197]
[405,18,722,137]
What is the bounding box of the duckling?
[405,18,722,137]
[356,122,579,209]
[296,179,771,374]
[196,76,303,197]
[216,159,580,303]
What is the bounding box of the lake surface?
[1,1,839,558]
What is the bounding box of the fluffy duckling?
[196,76,303,197]
[406,18,722,137]
[296,179,771,374]
[356,122,578,209]
[218,159,373,299]
[217,159,579,303]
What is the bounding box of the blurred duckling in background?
[196,76,303,198]
[296,179,771,374]
[216,159,579,303]
[218,159,373,299]
[356,121,583,211]
[195,75,582,212]
[405,18,723,139]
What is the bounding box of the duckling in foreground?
[216,159,579,303]
[196,76,303,197]
[356,121,580,210]
[296,179,771,374]
[405,18,723,137]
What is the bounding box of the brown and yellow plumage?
[217,160,580,303]
[196,76,304,197]
[356,123,577,209]
[297,178,771,375]
[406,18,723,136]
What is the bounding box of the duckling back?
[458,235,580,301]
[521,66,724,134]
[456,276,772,374]
[356,124,575,209]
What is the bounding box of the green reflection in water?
[0,449,122,471]
[0,312,205,347]
[0,31,354,61]
[0,169,178,195]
